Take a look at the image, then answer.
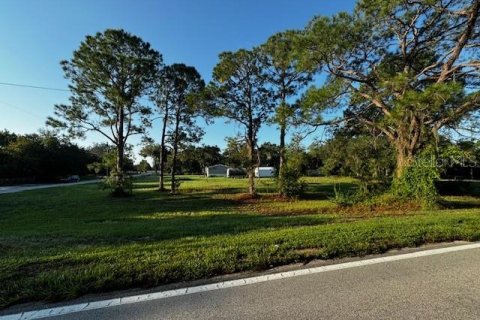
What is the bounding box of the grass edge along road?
[1,175,480,309]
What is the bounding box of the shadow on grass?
[81,213,336,243]
[303,182,357,200]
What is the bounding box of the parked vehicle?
[61,175,80,183]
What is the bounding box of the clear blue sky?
[0,0,355,160]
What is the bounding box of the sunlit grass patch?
[1,174,480,308]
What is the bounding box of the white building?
[255,167,276,178]
[205,164,229,177]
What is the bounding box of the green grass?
[1,175,480,308]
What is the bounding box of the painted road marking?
[3,242,480,320]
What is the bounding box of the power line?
[0,80,154,105]
[0,100,45,119]
[0,81,69,92]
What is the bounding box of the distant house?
[205,164,230,177]
[255,167,276,178]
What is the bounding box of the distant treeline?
[2,128,479,186]
[0,130,95,184]
[0,130,138,185]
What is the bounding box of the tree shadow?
[302,182,357,200]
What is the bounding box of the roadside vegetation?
[1,0,479,311]
[2,175,480,308]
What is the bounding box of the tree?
[136,159,152,172]
[299,0,480,197]
[178,145,223,174]
[260,31,313,175]
[0,132,94,183]
[87,143,134,176]
[209,49,274,196]
[151,65,174,191]
[258,142,280,168]
[151,64,205,192]
[162,64,205,193]
[196,145,223,170]
[47,29,162,195]
[320,132,395,191]
[139,143,162,172]
[223,136,249,168]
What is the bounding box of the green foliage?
[48,29,162,195]
[136,160,152,172]
[259,30,313,141]
[3,175,480,308]
[392,153,440,208]
[87,143,135,176]
[223,136,249,168]
[297,0,480,200]
[140,143,162,171]
[277,163,306,198]
[0,130,95,183]
[331,185,363,207]
[277,139,308,198]
[258,142,280,168]
[209,48,275,195]
[48,29,162,140]
[332,185,365,207]
[102,174,133,197]
[320,133,395,189]
[177,145,224,174]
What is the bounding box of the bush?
[102,174,133,197]
[392,153,439,208]
[331,185,367,206]
[277,164,306,198]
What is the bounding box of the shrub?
[102,174,133,197]
[392,153,439,208]
[277,164,306,198]
[332,184,367,206]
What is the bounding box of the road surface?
[0,173,154,195]
[0,180,101,194]
[9,244,479,320]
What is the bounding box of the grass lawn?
[1,175,480,308]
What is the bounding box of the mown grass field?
[1,175,480,309]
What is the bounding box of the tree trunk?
[279,125,286,171]
[159,109,169,191]
[116,142,124,182]
[278,98,287,175]
[247,127,256,197]
[394,143,414,179]
[115,107,125,195]
[247,140,256,196]
[171,111,180,194]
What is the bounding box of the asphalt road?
[45,246,480,320]
[0,173,154,194]
[0,180,101,194]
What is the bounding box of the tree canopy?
[299,0,480,181]
[209,49,274,195]
[48,29,162,195]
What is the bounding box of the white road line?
[2,242,480,320]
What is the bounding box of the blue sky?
[0,0,356,160]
